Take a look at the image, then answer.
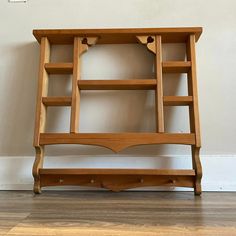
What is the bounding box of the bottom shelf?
[39,168,195,192]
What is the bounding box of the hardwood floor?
[0,191,235,236]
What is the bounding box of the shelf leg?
[191,146,202,195]
[32,146,44,194]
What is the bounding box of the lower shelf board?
[39,168,196,192]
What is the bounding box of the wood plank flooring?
[0,191,236,235]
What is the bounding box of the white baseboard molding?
[0,155,235,191]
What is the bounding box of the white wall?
[0,0,236,191]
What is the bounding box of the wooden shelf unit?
[32,27,203,195]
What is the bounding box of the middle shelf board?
[42,95,193,106]
[44,61,191,74]
[78,79,157,90]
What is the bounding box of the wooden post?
[33,37,50,193]
[186,34,202,195]
[155,35,164,133]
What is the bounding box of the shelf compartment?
[39,133,196,152]
[164,96,193,106]
[44,63,73,74]
[42,97,72,106]
[162,61,191,73]
[39,168,195,191]
[78,79,157,90]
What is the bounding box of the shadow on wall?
[0,42,189,157]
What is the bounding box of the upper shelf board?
[33,27,202,44]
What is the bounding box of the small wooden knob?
[59,179,64,183]
[90,179,95,184]
[140,178,144,183]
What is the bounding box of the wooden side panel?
[187,35,201,147]
[33,37,50,146]
[155,35,164,132]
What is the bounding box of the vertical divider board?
[70,37,81,133]
[155,35,164,133]
[32,28,203,195]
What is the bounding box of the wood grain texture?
[78,79,157,90]
[39,169,195,191]
[44,63,73,74]
[155,35,164,133]
[162,61,191,73]
[1,191,236,236]
[163,96,193,106]
[187,34,201,147]
[33,37,50,147]
[39,133,196,152]
[33,27,203,44]
[42,97,72,106]
[32,29,203,195]
[32,146,44,194]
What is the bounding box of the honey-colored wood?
[42,97,72,106]
[155,35,164,132]
[187,35,201,147]
[191,146,202,195]
[136,35,156,54]
[44,63,73,74]
[40,168,195,176]
[32,28,203,194]
[33,27,202,44]
[32,146,44,194]
[78,79,157,90]
[163,96,193,106]
[39,169,195,191]
[33,37,50,146]
[186,34,202,195]
[70,37,98,133]
[162,61,191,73]
[39,133,195,152]
[70,37,82,133]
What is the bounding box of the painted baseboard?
[0,155,235,191]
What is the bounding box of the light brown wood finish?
[44,62,73,74]
[40,172,195,191]
[32,28,203,195]
[1,191,236,236]
[163,96,193,106]
[155,35,164,132]
[33,27,203,44]
[32,37,50,194]
[32,147,44,194]
[42,96,72,106]
[78,79,157,90]
[39,169,195,191]
[39,133,196,152]
[70,37,82,133]
[33,37,50,146]
[186,34,202,195]
[162,61,191,73]
[187,35,201,147]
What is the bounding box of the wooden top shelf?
[33,27,202,44]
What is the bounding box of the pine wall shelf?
[32,27,203,195]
